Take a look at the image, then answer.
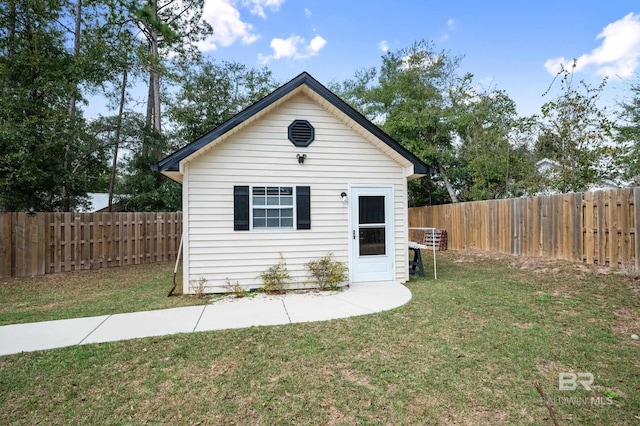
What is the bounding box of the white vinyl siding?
[183,93,411,293]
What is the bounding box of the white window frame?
[250,185,297,230]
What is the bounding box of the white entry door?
[350,186,395,282]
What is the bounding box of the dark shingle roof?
[152,72,429,175]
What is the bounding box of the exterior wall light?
[297,154,307,164]
[341,192,347,202]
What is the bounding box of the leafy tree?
[336,40,535,204]
[0,0,76,211]
[538,62,618,193]
[133,0,212,136]
[167,58,280,143]
[451,85,538,200]
[0,0,131,211]
[617,79,640,186]
[114,59,279,212]
[93,112,181,211]
[335,40,465,203]
[104,0,213,212]
[119,146,183,212]
[94,1,148,211]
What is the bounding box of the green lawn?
[1,252,638,425]
[0,263,205,326]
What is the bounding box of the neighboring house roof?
[152,72,430,181]
[76,193,128,212]
[78,193,110,212]
[535,158,559,173]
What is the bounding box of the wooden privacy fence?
[409,187,640,269]
[0,212,182,278]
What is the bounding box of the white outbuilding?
[153,72,429,293]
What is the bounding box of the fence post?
[634,188,640,270]
[0,213,12,278]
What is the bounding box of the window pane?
[359,196,385,224]
[252,186,296,230]
[359,227,386,255]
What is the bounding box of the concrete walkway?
[0,281,411,357]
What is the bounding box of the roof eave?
[151,72,430,177]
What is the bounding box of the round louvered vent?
[288,120,314,147]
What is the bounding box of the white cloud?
[243,0,285,19]
[196,0,261,51]
[196,0,286,51]
[271,35,301,59]
[258,34,327,64]
[441,18,456,41]
[309,35,327,53]
[378,40,390,52]
[544,13,640,78]
[304,8,312,17]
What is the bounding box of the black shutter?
[234,186,250,230]
[296,186,311,230]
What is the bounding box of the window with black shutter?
[296,186,311,229]
[233,186,250,230]
[234,186,310,230]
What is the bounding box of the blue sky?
[189,0,640,118]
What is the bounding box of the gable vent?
[288,120,314,147]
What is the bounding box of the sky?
[183,0,640,118]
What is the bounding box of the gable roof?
[152,72,429,178]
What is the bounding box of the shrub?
[259,253,291,293]
[224,279,246,298]
[189,276,208,299]
[305,253,348,290]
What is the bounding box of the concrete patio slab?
[0,316,109,356]
[0,281,412,356]
[283,294,373,323]
[336,281,412,312]
[81,305,207,345]
[195,298,290,332]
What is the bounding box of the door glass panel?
[357,194,387,256]
[359,196,385,224]
[359,228,386,256]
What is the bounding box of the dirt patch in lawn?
[451,249,617,276]
[611,307,640,338]
[617,271,640,298]
[208,358,241,379]
[341,369,376,391]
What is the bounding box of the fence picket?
[634,188,640,270]
[0,213,12,278]
[408,187,638,270]
[619,188,631,267]
[0,212,182,278]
